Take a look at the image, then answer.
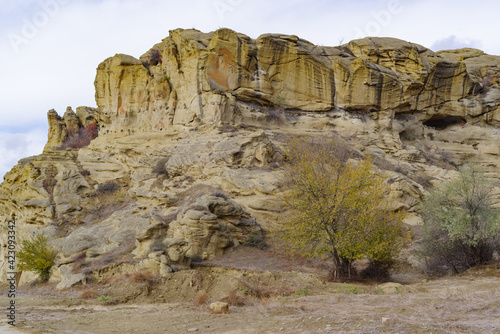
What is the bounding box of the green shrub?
[418,163,500,275]
[17,233,58,283]
[338,284,367,294]
[97,295,110,302]
[295,286,309,297]
[278,138,410,279]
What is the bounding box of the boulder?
[210,301,229,314]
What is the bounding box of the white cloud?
[431,35,482,52]
[0,128,47,179]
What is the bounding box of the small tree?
[418,163,500,274]
[17,233,58,283]
[278,138,409,279]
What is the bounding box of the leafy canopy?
[418,163,500,274]
[17,233,58,282]
[278,138,409,279]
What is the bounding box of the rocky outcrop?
[168,194,262,259]
[94,29,500,135]
[2,28,500,285]
[45,107,98,152]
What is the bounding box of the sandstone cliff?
[2,28,500,286]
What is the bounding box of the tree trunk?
[330,250,351,279]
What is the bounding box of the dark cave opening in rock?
[423,116,465,130]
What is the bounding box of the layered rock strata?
[2,28,500,285]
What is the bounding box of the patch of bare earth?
[2,251,499,333]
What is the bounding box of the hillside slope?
[2,28,500,286]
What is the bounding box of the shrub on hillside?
[149,48,162,66]
[58,123,98,150]
[418,163,500,275]
[266,106,285,124]
[17,233,58,283]
[277,138,410,279]
[193,291,209,305]
[97,181,120,194]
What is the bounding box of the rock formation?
[2,28,500,286]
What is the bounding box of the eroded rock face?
[168,195,262,260]
[2,28,500,284]
[94,29,500,134]
[45,107,98,152]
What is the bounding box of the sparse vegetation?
[80,289,99,299]
[211,191,229,200]
[394,113,418,122]
[295,286,309,297]
[222,291,246,306]
[97,295,110,302]
[190,254,203,263]
[58,123,98,150]
[175,184,226,207]
[265,106,286,124]
[278,138,410,279]
[97,181,120,194]
[69,185,132,235]
[149,238,166,253]
[79,169,91,176]
[89,237,136,272]
[470,68,498,94]
[419,163,500,275]
[218,125,239,133]
[244,233,268,250]
[149,48,162,66]
[152,158,169,175]
[338,284,367,294]
[129,271,158,283]
[71,252,87,271]
[42,165,58,198]
[42,177,57,196]
[373,286,385,295]
[350,110,369,122]
[193,291,209,305]
[17,233,58,283]
[242,283,294,299]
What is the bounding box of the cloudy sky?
[1,0,499,178]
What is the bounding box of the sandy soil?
[2,248,500,334]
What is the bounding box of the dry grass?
[88,237,137,272]
[416,142,456,170]
[218,125,239,133]
[128,271,158,283]
[71,252,88,272]
[193,291,209,305]
[10,263,500,333]
[242,282,295,299]
[57,123,98,150]
[79,289,99,299]
[205,245,330,274]
[85,190,132,225]
[222,291,247,306]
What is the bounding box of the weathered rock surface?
[210,301,229,314]
[2,28,500,284]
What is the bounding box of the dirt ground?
[2,247,500,334]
